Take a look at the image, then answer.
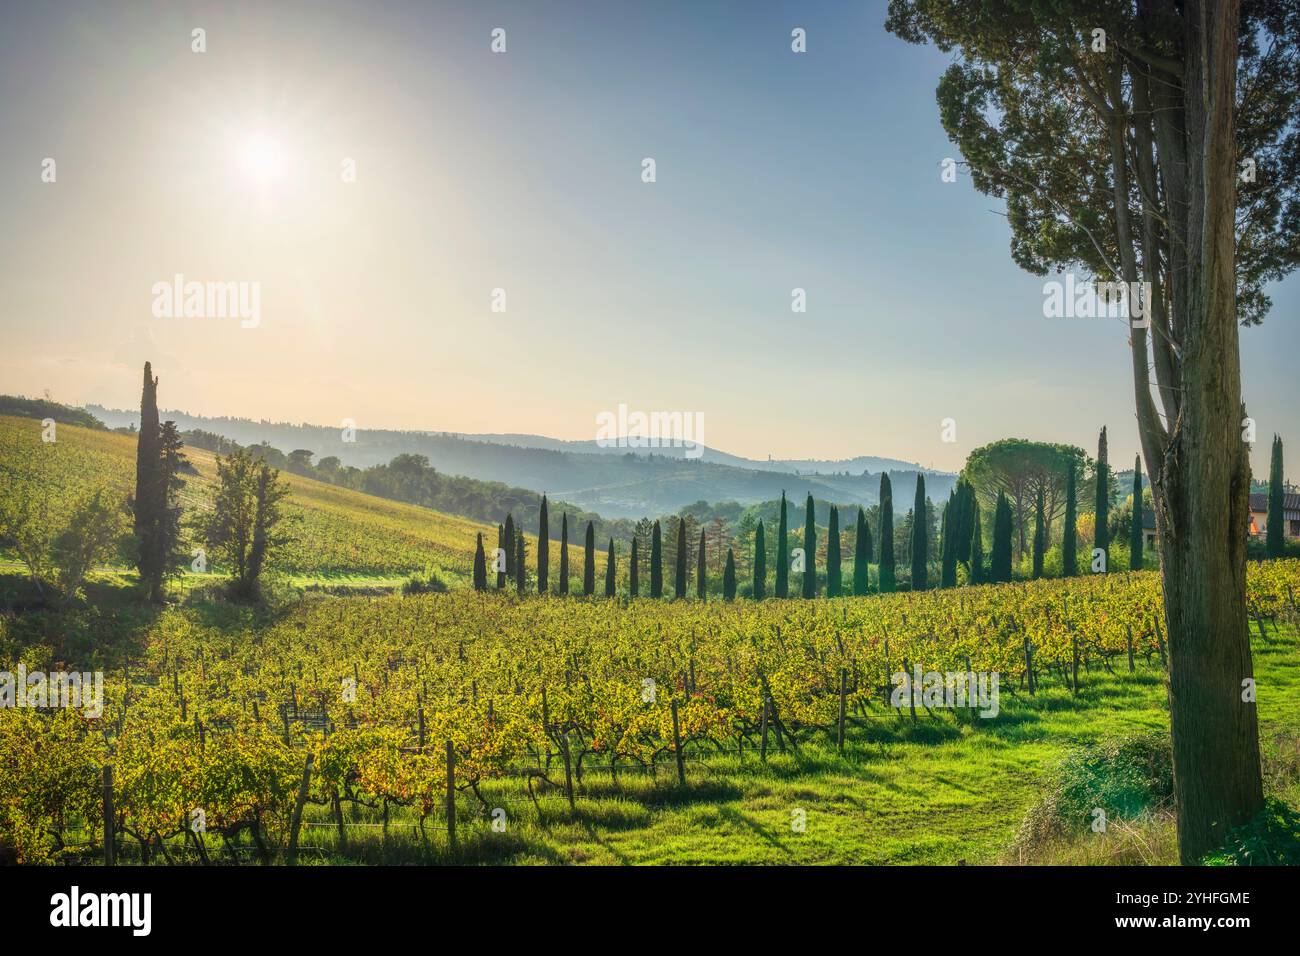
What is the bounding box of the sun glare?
[238,134,286,182]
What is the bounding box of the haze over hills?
[84,404,956,518]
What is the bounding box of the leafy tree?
[1267,436,1285,559]
[802,493,817,598]
[963,439,1086,560]
[195,448,289,601]
[723,548,737,600]
[878,474,896,593]
[538,495,549,593]
[990,491,1013,584]
[583,521,596,596]
[473,533,487,590]
[1062,460,1079,577]
[651,519,663,598]
[752,519,767,599]
[51,490,128,605]
[775,492,789,598]
[910,475,928,591]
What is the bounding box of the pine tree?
[752,519,766,600]
[878,474,896,593]
[674,518,688,599]
[852,507,870,595]
[559,513,570,596]
[910,475,928,591]
[802,493,817,598]
[473,533,487,590]
[827,505,842,597]
[940,490,958,588]
[1032,487,1045,579]
[696,529,707,599]
[132,362,162,600]
[538,495,549,593]
[1267,435,1285,559]
[630,537,640,597]
[723,548,736,601]
[775,492,790,599]
[1062,460,1078,577]
[991,491,1013,583]
[1130,455,1145,570]
[969,500,984,584]
[583,521,595,596]
[1094,427,1109,567]
[514,531,526,595]
[651,520,663,598]
[605,538,616,597]
[954,480,974,566]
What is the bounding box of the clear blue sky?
[1,0,1295,475]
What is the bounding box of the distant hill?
[84,406,955,518]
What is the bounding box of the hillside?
[84,405,956,518]
[0,415,494,587]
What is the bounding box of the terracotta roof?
[1249,492,1300,515]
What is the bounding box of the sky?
[1,0,1295,475]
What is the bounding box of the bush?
[402,571,448,595]
[1203,799,1300,866]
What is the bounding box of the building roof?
[1142,509,1157,530]
[1249,493,1300,518]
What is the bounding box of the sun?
[238,134,286,182]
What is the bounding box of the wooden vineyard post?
[1125,624,1135,673]
[1023,637,1035,695]
[1070,634,1080,695]
[1153,617,1167,668]
[102,765,115,866]
[445,740,457,853]
[903,658,917,721]
[287,752,314,865]
[671,698,686,786]
[561,733,575,810]
[837,668,847,754]
[759,695,770,761]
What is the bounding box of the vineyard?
[4,560,1299,865]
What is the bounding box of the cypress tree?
[940,491,957,588]
[696,529,707,599]
[1062,460,1078,577]
[775,492,789,598]
[991,491,1013,583]
[674,518,688,599]
[515,532,526,594]
[910,475,928,591]
[132,362,162,600]
[969,500,984,584]
[559,513,570,595]
[583,521,595,596]
[723,548,736,601]
[1094,427,1109,567]
[1130,455,1145,570]
[752,520,767,600]
[852,507,871,595]
[878,474,896,593]
[496,524,506,589]
[802,493,817,598]
[630,537,640,597]
[826,505,841,597]
[1267,435,1285,559]
[954,480,974,566]
[605,538,616,597]
[473,533,487,590]
[1032,487,1045,579]
[651,520,663,598]
[503,513,516,577]
[537,495,549,593]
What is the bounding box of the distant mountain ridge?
[84,405,956,518]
